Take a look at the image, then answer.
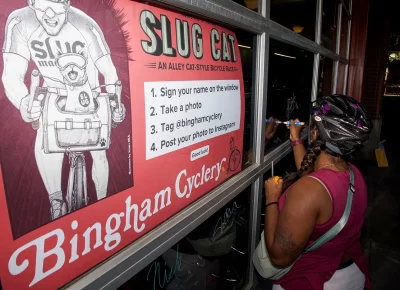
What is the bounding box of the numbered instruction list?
[145,80,241,160]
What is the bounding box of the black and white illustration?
[1,0,133,236]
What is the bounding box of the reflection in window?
[386,52,400,96]
[343,0,351,13]
[321,0,338,50]
[318,56,334,97]
[118,186,252,290]
[238,36,255,168]
[271,0,317,41]
[265,40,314,154]
[234,29,256,168]
[337,63,347,94]
[340,10,349,57]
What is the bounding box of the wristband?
[291,139,304,148]
[265,201,278,208]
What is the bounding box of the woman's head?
[282,95,372,191]
[309,94,373,156]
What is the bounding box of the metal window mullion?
[268,20,341,62]
[253,10,269,166]
[246,32,266,290]
[340,0,352,18]
[343,0,353,94]
[333,3,343,93]
[250,177,264,288]
[153,0,345,65]
[152,0,266,34]
[247,0,270,286]
[311,0,322,101]
[315,0,322,45]
[312,53,321,101]
[265,0,271,19]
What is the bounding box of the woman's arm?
[287,119,313,175]
[264,177,325,267]
[293,142,307,170]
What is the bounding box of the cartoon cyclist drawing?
[2,0,126,220]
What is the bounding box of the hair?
[282,136,359,192]
[282,141,324,192]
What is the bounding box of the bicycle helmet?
[310,94,373,155]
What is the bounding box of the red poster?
[0,0,244,289]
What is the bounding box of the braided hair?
[282,141,324,192]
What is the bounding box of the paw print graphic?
[100,138,107,147]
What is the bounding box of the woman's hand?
[286,118,303,141]
[266,116,279,139]
[264,177,283,203]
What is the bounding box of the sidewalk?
[359,99,400,290]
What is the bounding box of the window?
[343,0,350,12]
[117,186,252,290]
[265,40,314,154]
[9,0,356,288]
[318,57,334,97]
[337,63,347,94]
[321,0,338,50]
[236,32,257,168]
[340,8,349,57]
[271,0,317,41]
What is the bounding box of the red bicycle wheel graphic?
[229,148,241,171]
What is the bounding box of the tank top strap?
[306,166,352,237]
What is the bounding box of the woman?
[263,95,372,290]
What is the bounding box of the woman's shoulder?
[288,175,329,201]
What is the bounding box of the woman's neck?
[314,151,348,171]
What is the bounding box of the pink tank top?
[274,164,370,290]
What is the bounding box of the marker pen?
[266,119,305,126]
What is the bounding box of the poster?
[0,0,244,289]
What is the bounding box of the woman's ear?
[313,128,318,141]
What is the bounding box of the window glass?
[337,63,347,94]
[265,40,314,154]
[321,0,338,50]
[318,56,334,97]
[271,0,317,42]
[343,0,350,12]
[340,8,349,57]
[236,32,256,168]
[0,2,256,272]
[118,186,252,290]
[386,52,400,96]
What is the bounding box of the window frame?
[63,1,353,289]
